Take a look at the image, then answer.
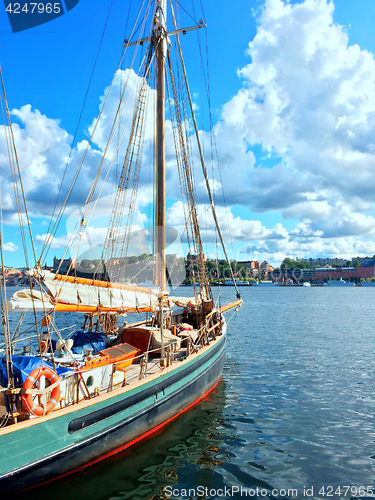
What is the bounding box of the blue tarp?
[70,331,107,355]
[0,355,72,388]
[0,355,74,413]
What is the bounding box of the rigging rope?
[54,0,155,285]
[0,184,13,389]
[167,49,211,300]
[40,0,150,265]
[0,65,45,357]
[192,0,237,266]
[42,0,116,263]
[169,3,241,299]
[100,30,155,282]
[175,0,199,25]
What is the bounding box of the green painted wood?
[0,334,225,476]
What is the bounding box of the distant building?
[237,260,260,269]
[53,257,76,271]
[295,256,375,268]
[352,256,375,267]
[314,266,355,272]
[313,266,375,281]
[3,268,27,286]
[260,261,274,272]
[296,257,345,267]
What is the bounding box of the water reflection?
[15,382,232,500]
[8,286,375,499]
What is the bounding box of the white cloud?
[0,104,109,224]
[4,3,375,268]
[167,201,287,243]
[36,190,151,263]
[222,0,375,246]
[35,233,70,250]
[290,212,375,239]
[241,235,375,266]
[3,242,19,252]
[0,67,254,232]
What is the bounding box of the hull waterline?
[0,331,226,495]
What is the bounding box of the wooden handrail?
[207,322,221,334]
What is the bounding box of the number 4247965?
[6,3,61,14]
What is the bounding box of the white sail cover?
[7,270,159,313]
[169,295,202,307]
[7,288,53,312]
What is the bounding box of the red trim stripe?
[28,377,222,490]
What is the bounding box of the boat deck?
[0,348,192,425]
[118,348,188,386]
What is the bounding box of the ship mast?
[154,0,167,293]
[123,1,207,295]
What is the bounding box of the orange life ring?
[22,367,61,417]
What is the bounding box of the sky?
[1,0,375,268]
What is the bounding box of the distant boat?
[253,280,278,286]
[327,278,355,286]
[302,282,311,287]
[224,280,250,286]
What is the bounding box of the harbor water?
[9,285,375,500]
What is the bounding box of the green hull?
[0,331,226,494]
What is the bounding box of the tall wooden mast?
[123,1,208,295]
[155,0,167,293]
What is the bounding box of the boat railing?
[57,343,178,397]
[58,318,222,400]
[2,316,224,417]
[195,312,223,347]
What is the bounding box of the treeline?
[280,258,356,270]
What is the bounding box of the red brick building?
[313,266,375,281]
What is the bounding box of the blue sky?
[2,0,375,268]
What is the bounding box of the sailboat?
[0,0,242,494]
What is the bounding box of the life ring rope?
[22,378,61,394]
[22,367,61,417]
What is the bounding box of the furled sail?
[169,296,202,308]
[7,270,158,313]
[7,288,53,312]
